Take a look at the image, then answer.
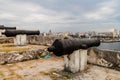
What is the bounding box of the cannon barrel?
[4,27,16,30]
[3,30,40,37]
[0,25,16,30]
[48,38,100,56]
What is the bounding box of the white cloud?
[83,0,118,20]
[0,0,74,24]
[0,0,120,32]
[0,13,16,20]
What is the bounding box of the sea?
[98,42,120,51]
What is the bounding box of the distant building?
[113,29,119,38]
[97,32,113,38]
[75,32,86,38]
[56,32,72,37]
[41,32,47,37]
[87,31,96,38]
[119,30,120,37]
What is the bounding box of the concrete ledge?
[88,48,120,70]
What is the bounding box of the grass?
[62,73,71,79]
[40,70,60,80]
[0,43,30,53]
[0,43,47,53]
[40,70,72,80]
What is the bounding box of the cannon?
[3,30,40,37]
[48,38,100,56]
[0,25,16,30]
[0,25,16,36]
[2,30,40,46]
[48,38,101,73]
[3,27,16,30]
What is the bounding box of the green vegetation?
[0,43,30,52]
[62,73,71,79]
[40,70,72,80]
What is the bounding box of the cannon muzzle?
[48,38,100,56]
[3,30,40,37]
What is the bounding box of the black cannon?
[3,30,40,37]
[4,27,16,30]
[0,25,16,30]
[48,38,100,56]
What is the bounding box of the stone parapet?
[88,48,120,70]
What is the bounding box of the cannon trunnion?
[48,38,100,56]
[3,30,40,37]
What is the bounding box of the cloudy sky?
[0,0,120,32]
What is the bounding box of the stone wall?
[0,35,60,65]
[0,49,48,64]
[27,35,63,45]
[0,35,63,45]
[0,37,13,43]
[88,48,120,70]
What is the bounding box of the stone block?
[14,34,27,46]
[64,49,87,73]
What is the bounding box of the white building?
[113,29,119,38]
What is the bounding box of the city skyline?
[0,0,120,32]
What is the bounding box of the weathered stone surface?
[64,50,80,73]
[88,48,120,70]
[0,49,48,64]
[27,35,63,45]
[0,37,14,43]
[0,36,63,45]
[0,58,64,80]
[14,34,27,46]
[64,49,87,73]
[79,50,87,71]
[72,65,120,80]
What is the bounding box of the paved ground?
[0,57,64,80]
[73,65,120,80]
[0,57,120,80]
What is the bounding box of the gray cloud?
[0,0,120,32]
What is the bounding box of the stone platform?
[0,58,119,80]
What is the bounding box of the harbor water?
[98,42,120,51]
